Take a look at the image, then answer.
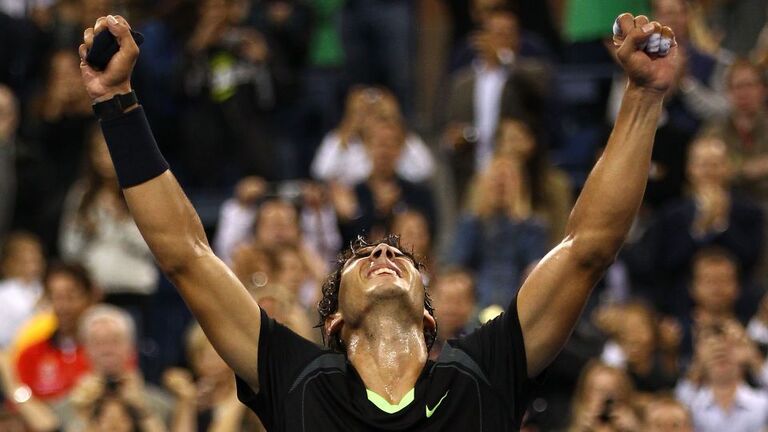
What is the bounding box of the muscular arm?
[78,16,261,388]
[123,173,262,386]
[517,15,677,378]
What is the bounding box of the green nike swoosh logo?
[425,391,450,418]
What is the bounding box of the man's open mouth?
[367,264,402,278]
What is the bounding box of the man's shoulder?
[283,351,348,391]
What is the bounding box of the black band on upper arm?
[100,106,169,188]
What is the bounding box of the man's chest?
[279,368,513,432]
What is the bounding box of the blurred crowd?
[3,0,768,431]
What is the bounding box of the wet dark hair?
[317,234,437,353]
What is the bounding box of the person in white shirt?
[676,320,768,432]
[310,86,434,186]
[0,232,45,347]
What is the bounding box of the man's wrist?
[625,83,666,103]
[92,84,134,104]
[93,90,139,121]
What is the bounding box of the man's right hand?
[78,15,139,103]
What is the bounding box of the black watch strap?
[92,91,138,121]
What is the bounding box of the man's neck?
[345,306,428,405]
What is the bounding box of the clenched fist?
[612,13,678,94]
[78,15,139,102]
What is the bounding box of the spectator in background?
[334,119,437,245]
[567,361,639,432]
[638,137,764,317]
[442,6,550,207]
[213,181,328,277]
[58,305,172,431]
[59,126,158,334]
[447,156,547,309]
[642,397,693,432]
[16,262,97,401]
[163,323,250,432]
[676,320,768,432]
[22,50,94,253]
[429,268,477,359]
[0,232,45,348]
[0,84,18,244]
[311,86,434,186]
[495,118,572,244]
[702,60,768,206]
[594,302,680,393]
[180,0,276,186]
[671,247,747,365]
[447,0,557,71]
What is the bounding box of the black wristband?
[93,91,138,122]
[100,106,169,188]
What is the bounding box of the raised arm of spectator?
[517,14,678,378]
[78,16,262,388]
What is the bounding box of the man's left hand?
[613,13,679,94]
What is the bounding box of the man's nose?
[370,243,396,261]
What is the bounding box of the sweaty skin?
[79,13,676,405]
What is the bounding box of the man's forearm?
[100,107,210,274]
[565,85,664,263]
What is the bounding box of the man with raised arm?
[78,13,677,431]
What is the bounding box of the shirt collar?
[703,384,752,411]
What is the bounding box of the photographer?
[568,361,640,432]
[56,305,171,431]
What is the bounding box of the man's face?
[47,274,93,335]
[433,274,475,339]
[728,66,766,115]
[84,318,133,376]
[335,243,426,330]
[692,259,739,314]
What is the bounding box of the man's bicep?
[516,240,604,377]
[171,252,262,386]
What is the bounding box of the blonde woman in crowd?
[448,156,547,309]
